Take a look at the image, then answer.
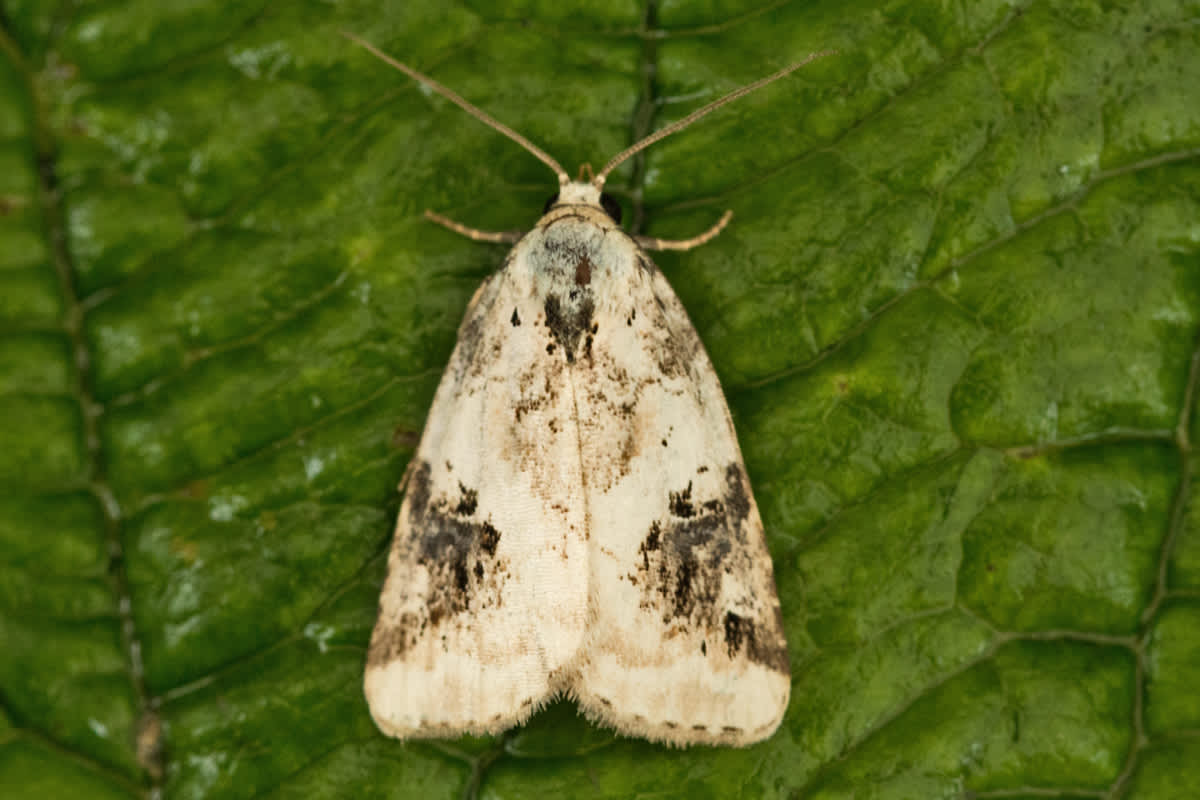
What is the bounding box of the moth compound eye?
[542,193,560,214]
[600,192,622,224]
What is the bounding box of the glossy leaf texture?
[2,1,1199,798]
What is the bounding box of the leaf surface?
[2,1,1199,797]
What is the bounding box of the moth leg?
[634,210,733,252]
[424,210,524,243]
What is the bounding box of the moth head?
[543,169,622,223]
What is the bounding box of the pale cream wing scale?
[364,249,590,738]
[545,223,791,747]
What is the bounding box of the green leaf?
[2,1,1199,797]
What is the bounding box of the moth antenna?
[593,50,838,187]
[342,31,569,185]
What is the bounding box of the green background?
[3,0,1199,797]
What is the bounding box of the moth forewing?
[346,33,833,747]
[364,257,590,737]
[568,249,791,747]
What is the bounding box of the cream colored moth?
[346,33,833,747]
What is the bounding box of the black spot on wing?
[455,482,478,515]
[638,520,661,569]
[544,293,595,364]
[367,460,508,665]
[723,608,789,675]
[479,521,500,555]
[634,462,789,675]
[669,482,696,518]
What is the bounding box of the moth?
[346,33,832,747]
